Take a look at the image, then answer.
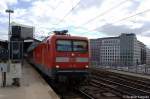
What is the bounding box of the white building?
[90,39,101,66]
[90,33,147,67]
[100,37,120,66]
[146,48,150,65]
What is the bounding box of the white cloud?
[0,17,8,24]
[52,0,79,19]
[137,35,150,47]
[73,0,136,30]
[0,0,150,47]
[12,8,27,18]
[68,26,107,38]
[0,2,7,12]
[31,0,54,17]
[66,6,100,26]
[19,0,32,2]
[5,0,18,4]
[0,0,18,14]
[130,22,143,29]
[0,29,8,40]
[136,0,150,12]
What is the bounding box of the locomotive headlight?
[56,65,60,68]
[85,65,89,68]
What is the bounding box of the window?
[73,41,88,52]
[56,40,88,52]
[56,40,72,51]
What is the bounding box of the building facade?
[90,33,148,66]
[120,34,135,66]
[90,39,101,66]
[146,47,150,65]
[100,37,120,66]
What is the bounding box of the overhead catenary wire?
[51,0,130,31]
[67,0,132,35]
[43,0,82,32]
[48,0,128,32]
[53,0,81,26]
[82,0,131,25]
[81,8,150,34]
[94,8,150,30]
[115,8,150,23]
[38,0,150,36]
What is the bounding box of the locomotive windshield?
[56,40,72,51]
[73,41,87,52]
[56,40,88,52]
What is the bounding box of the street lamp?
[5,9,14,60]
[4,9,14,87]
[6,9,14,40]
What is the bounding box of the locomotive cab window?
[73,41,88,52]
[56,40,72,51]
[56,40,88,52]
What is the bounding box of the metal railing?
[90,62,150,75]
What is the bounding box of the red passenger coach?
[28,30,89,79]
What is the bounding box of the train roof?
[47,34,88,41]
[46,30,88,41]
[27,31,88,52]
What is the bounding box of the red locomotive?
[28,30,89,81]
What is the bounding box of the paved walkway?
[0,62,59,99]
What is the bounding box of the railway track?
[48,81,94,99]
[90,68,150,97]
[78,83,120,99]
[30,60,150,98]
[46,76,120,99]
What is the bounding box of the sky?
[0,0,150,47]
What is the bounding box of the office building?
[90,33,148,66]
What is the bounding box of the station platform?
[0,61,60,99]
[108,69,150,80]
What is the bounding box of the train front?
[53,32,89,78]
